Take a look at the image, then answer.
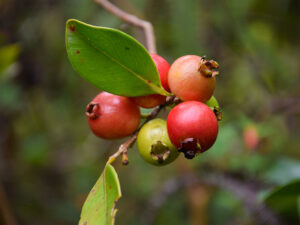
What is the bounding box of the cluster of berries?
[86,53,221,166]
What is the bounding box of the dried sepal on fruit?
[137,119,179,166]
[86,92,140,139]
[168,55,219,102]
[167,101,218,159]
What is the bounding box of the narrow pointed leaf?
[66,19,169,96]
[78,164,121,225]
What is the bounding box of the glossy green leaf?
[78,164,121,225]
[262,179,300,221]
[66,19,169,97]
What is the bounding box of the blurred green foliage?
[0,0,300,225]
[262,179,300,222]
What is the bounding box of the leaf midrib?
[71,23,160,92]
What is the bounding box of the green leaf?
[78,164,121,225]
[262,179,300,221]
[66,19,169,97]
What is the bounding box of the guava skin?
[86,92,140,139]
[168,55,217,102]
[137,119,179,166]
[150,53,171,92]
[167,101,218,159]
[132,53,170,108]
[132,94,166,109]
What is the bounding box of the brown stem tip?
[86,103,100,120]
[122,152,129,165]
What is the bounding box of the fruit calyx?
[86,103,101,120]
[212,106,223,121]
[150,141,171,164]
[199,56,219,77]
[178,138,202,159]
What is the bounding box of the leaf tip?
[66,19,79,33]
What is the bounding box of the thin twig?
[108,96,179,165]
[94,0,157,53]
[0,183,18,225]
[107,135,137,165]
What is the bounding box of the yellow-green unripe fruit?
[137,119,179,166]
[205,96,219,108]
[205,96,222,121]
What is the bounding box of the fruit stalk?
[107,95,180,165]
[94,0,157,53]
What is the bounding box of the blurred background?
[1,0,300,225]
